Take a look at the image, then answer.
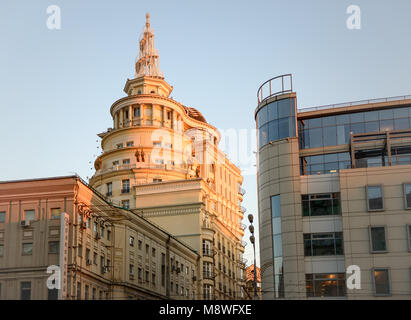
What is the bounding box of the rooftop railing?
[299,95,411,113]
[257,74,293,105]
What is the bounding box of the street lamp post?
[248,214,258,300]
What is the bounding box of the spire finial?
[135,14,164,79]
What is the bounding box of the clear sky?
[1,0,411,266]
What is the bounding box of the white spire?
[135,13,164,79]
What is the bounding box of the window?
[24,210,35,222]
[116,143,124,149]
[0,244,3,257]
[49,241,59,254]
[367,185,384,211]
[152,248,156,258]
[51,208,61,220]
[372,269,390,296]
[161,253,166,287]
[153,141,162,147]
[145,244,149,255]
[112,160,119,166]
[203,284,212,300]
[145,270,149,282]
[134,107,140,117]
[138,240,142,250]
[22,243,33,255]
[167,111,171,120]
[302,193,341,216]
[0,212,4,223]
[93,221,98,233]
[107,230,111,241]
[129,236,135,247]
[84,285,89,300]
[203,262,212,278]
[370,226,387,252]
[126,141,134,147]
[122,180,130,193]
[106,183,112,196]
[77,282,81,299]
[123,159,130,165]
[48,288,58,300]
[306,273,346,297]
[202,240,212,256]
[93,252,98,265]
[92,288,96,300]
[129,264,134,276]
[404,184,411,209]
[20,282,31,300]
[304,232,344,256]
[153,178,162,183]
[122,200,130,209]
[152,273,156,286]
[408,225,411,252]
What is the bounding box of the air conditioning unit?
[20,220,30,227]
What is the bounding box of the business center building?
[255,74,411,299]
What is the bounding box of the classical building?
[0,176,199,300]
[255,74,411,299]
[89,14,247,300]
[245,264,262,300]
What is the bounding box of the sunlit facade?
[256,74,411,299]
[89,14,247,300]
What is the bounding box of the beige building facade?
[89,14,247,299]
[255,74,411,299]
[0,176,199,300]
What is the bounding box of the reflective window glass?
[380,119,394,131]
[278,99,292,118]
[268,102,278,121]
[323,126,337,146]
[309,128,323,148]
[379,109,393,120]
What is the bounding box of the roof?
[183,106,207,123]
[246,264,261,283]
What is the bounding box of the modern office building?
[89,14,247,299]
[255,74,411,299]
[0,175,199,300]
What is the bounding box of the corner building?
[89,15,247,300]
[256,74,411,299]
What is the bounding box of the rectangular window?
[302,193,341,217]
[152,248,156,257]
[20,282,31,300]
[106,183,112,196]
[129,236,135,247]
[408,225,411,252]
[84,285,89,300]
[93,252,98,265]
[116,143,123,149]
[370,226,387,252]
[123,159,130,165]
[77,282,81,299]
[373,268,390,296]
[122,200,130,209]
[49,241,59,254]
[203,284,212,300]
[92,288,96,300]
[304,232,344,256]
[107,230,111,241]
[51,208,61,220]
[161,253,166,287]
[48,288,58,300]
[306,273,346,297]
[153,141,162,147]
[22,243,33,255]
[126,141,134,147]
[122,180,130,193]
[134,107,140,117]
[129,264,134,276]
[404,184,411,209]
[202,240,212,256]
[367,185,384,211]
[0,244,3,257]
[24,210,35,222]
[0,212,4,223]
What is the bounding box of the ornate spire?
[135,13,164,79]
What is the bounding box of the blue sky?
[1,0,411,265]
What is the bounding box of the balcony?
[93,163,190,178]
[240,206,247,214]
[238,188,246,196]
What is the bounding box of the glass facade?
[300,152,351,175]
[257,98,296,149]
[302,193,341,217]
[271,195,284,298]
[298,106,411,149]
[304,232,344,256]
[306,273,346,297]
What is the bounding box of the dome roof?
[183,106,207,123]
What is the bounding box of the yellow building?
[89,14,247,300]
[0,176,199,300]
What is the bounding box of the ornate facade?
[89,14,247,299]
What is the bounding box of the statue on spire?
[135,13,164,79]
